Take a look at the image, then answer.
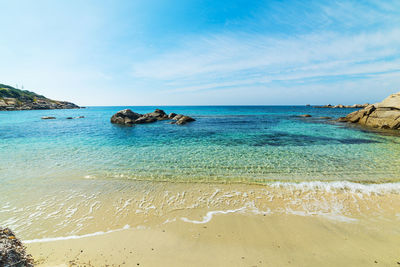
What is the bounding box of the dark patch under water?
[252,132,379,147]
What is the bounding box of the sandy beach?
[24,181,400,267]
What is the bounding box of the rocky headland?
[0,83,80,111]
[338,92,400,130]
[111,109,195,126]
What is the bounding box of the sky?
[0,0,399,106]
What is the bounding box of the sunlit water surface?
[1,106,400,239]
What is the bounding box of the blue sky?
[0,0,399,105]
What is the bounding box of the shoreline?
[11,180,399,266]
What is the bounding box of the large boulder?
[144,109,169,120]
[110,109,142,125]
[338,92,400,130]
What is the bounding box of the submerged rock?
[41,116,56,120]
[338,92,400,130]
[111,109,195,126]
[66,116,84,120]
[299,114,312,118]
[0,227,34,267]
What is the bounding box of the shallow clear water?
[1,106,400,239]
[1,106,400,183]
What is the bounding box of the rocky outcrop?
[111,109,195,126]
[1,227,34,267]
[338,92,400,130]
[315,103,369,109]
[0,83,80,111]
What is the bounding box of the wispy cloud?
[130,0,400,103]
[132,28,400,92]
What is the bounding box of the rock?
[337,117,348,122]
[110,109,195,126]
[168,113,177,119]
[171,114,184,120]
[145,109,169,120]
[314,103,369,109]
[66,116,84,119]
[338,92,400,130]
[0,227,34,267]
[319,117,332,119]
[175,116,196,125]
[375,93,400,109]
[135,116,157,124]
[299,114,312,118]
[110,109,142,125]
[41,116,56,119]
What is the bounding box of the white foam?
[181,206,247,224]
[24,224,130,244]
[181,201,356,225]
[269,181,400,194]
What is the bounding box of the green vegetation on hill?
[0,83,79,110]
[0,84,46,101]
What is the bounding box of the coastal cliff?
[0,83,80,111]
[338,92,400,130]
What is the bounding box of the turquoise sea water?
[2,106,400,239]
[1,106,400,184]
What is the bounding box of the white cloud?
[127,0,400,105]
[131,29,400,92]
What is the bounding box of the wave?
[267,181,400,194]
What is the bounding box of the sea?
[1,106,400,240]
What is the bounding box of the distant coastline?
[313,103,369,109]
[0,83,80,111]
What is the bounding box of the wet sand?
[23,182,400,266]
[27,212,400,267]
